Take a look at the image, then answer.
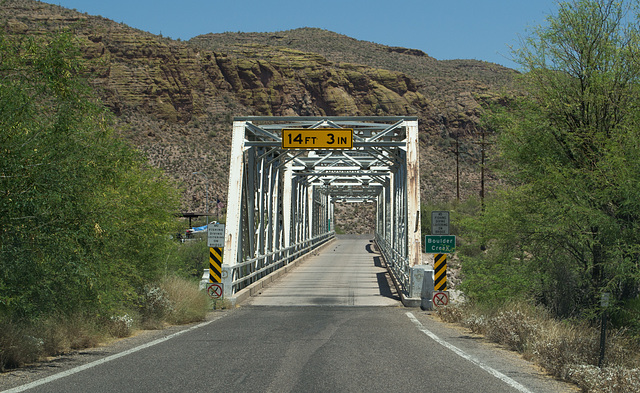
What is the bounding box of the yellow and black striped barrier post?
[209,247,223,283]
[434,253,447,291]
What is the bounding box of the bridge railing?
[223,231,335,295]
[375,232,410,295]
[221,117,421,302]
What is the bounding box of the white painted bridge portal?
[220,116,422,304]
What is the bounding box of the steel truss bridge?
[221,116,422,303]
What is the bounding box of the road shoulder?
[0,310,232,392]
[408,310,579,393]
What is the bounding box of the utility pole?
[481,130,485,211]
[455,135,460,202]
[450,125,472,202]
[471,128,492,212]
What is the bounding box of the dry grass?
[38,314,102,356]
[436,303,640,392]
[138,275,211,329]
[0,276,210,371]
[158,275,210,325]
[0,321,40,372]
[565,365,640,392]
[0,314,105,371]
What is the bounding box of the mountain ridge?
[1,0,514,231]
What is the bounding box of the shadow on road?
[365,242,376,254]
[376,272,400,300]
[368,243,399,300]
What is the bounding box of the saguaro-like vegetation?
[0,31,181,320]
[462,0,640,322]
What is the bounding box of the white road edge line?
[406,312,533,393]
[2,314,227,393]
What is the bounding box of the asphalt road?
[0,236,577,393]
[246,235,399,307]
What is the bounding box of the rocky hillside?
[191,28,515,108]
[1,0,517,232]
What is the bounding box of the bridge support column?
[283,162,293,256]
[221,121,245,299]
[406,120,421,267]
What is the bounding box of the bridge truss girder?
[222,116,421,298]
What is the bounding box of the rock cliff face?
[1,0,515,232]
[3,2,432,122]
[213,47,431,117]
[84,30,433,122]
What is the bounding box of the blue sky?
[43,0,559,69]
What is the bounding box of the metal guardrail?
[224,231,335,294]
[375,232,410,295]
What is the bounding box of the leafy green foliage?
[164,239,210,279]
[461,0,640,320]
[420,199,481,236]
[0,31,181,320]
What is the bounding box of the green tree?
[0,31,181,319]
[462,0,640,319]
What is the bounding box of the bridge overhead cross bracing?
[222,116,421,300]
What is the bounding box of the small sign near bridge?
[208,223,225,248]
[424,235,456,253]
[207,283,223,299]
[431,211,450,235]
[432,291,449,307]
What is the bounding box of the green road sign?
[425,235,456,253]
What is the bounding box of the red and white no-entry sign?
[207,283,224,299]
[432,291,449,307]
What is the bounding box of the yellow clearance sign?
[282,128,353,149]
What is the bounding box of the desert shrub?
[463,313,488,334]
[38,318,69,357]
[451,302,541,351]
[0,277,209,371]
[158,275,209,325]
[0,314,108,371]
[447,300,640,392]
[436,304,464,323]
[530,319,598,377]
[38,314,102,356]
[565,365,640,393]
[137,276,210,328]
[108,314,135,338]
[0,320,41,372]
[486,309,539,352]
[138,285,174,329]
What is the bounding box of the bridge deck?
[246,235,401,307]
